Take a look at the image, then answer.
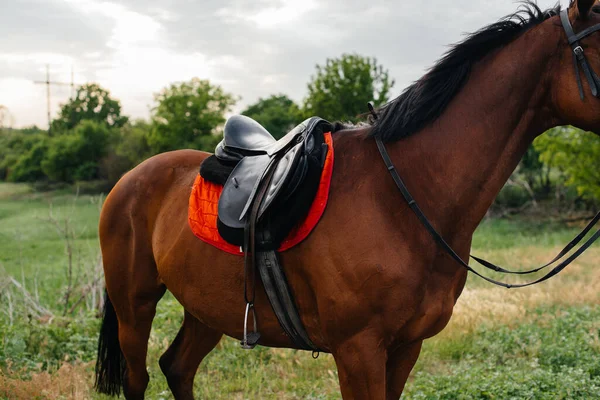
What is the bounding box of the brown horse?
[95,1,600,398]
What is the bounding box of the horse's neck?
[386,19,561,238]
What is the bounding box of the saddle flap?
[218,154,273,230]
[257,141,305,219]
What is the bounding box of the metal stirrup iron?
[241,302,260,349]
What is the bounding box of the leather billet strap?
[560,9,600,99]
[256,247,320,351]
[375,137,600,289]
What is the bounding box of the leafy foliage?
[303,53,394,122]
[41,120,114,182]
[242,95,302,139]
[0,132,48,182]
[0,315,100,374]
[9,140,49,183]
[405,306,600,399]
[534,126,600,202]
[148,78,236,153]
[98,119,153,184]
[51,84,128,134]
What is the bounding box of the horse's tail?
[94,289,125,396]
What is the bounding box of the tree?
[51,83,128,134]
[303,53,394,122]
[242,95,302,139]
[99,119,153,184]
[534,126,600,202]
[148,78,236,153]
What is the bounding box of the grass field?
[1,182,599,399]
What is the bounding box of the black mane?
[370,1,561,142]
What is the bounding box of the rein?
[372,9,600,288]
[376,137,600,288]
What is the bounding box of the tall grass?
[1,183,599,399]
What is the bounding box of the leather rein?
[374,9,600,288]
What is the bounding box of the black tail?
[94,290,125,396]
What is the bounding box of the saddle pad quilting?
[188,132,334,256]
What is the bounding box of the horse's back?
[101,149,209,219]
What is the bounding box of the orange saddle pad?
[188,132,334,256]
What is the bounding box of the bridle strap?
[372,8,600,288]
[568,23,600,43]
[375,137,600,288]
[560,9,600,99]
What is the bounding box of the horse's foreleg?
[332,333,388,399]
[385,341,423,400]
[159,311,223,400]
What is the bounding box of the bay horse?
[95,1,600,398]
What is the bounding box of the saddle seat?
[213,115,331,248]
[215,115,322,162]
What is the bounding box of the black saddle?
[199,115,331,352]
[214,115,331,248]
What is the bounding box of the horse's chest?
[397,260,468,342]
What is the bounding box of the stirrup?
[241,302,260,350]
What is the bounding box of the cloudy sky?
[1,0,569,128]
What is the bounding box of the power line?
[33,65,79,134]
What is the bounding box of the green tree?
[242,95,302,139]
[534,126,600,202]
[42,120,114,182]
[115,119,152,165]
[99,119,153,184]
[148,78,236,153]
[303,53,394,122]
[51,83,128,134]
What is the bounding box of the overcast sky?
[0,0,569,128]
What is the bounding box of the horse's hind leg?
[116,284,166,400]
[100,219,167,399]
[159,311,223,400]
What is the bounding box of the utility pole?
[0,105,13,131]
[34,65,77,135]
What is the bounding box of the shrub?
[41,120,114,183]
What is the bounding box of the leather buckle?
[574,45,584,59]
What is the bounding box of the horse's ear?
[572,0,596,20]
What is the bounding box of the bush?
[8,141,49,183]
[0,315,99,375]
[0,132,48,182]
[41,120,114,183]
[405,306,600,399]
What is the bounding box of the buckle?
[574,46,584,58]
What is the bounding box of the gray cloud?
[1,0,569,127]
[0,0,111,56]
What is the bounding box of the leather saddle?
[215,115,332,249]
[207,114,331,352]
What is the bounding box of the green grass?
[1,182,600,399]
